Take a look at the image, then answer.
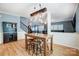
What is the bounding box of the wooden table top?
[25,33,52,39]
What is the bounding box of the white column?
[47,11,51,34]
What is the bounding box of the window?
[51,24,63,32]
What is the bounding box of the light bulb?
[44,21,47,24]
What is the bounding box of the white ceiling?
[0,3,34,17]
[0,3,78,22]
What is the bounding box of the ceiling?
[0,3,78,22]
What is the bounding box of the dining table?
[25,33,53,56]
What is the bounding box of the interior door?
[2,22,17,43]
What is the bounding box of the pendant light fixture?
[30,3,47,24]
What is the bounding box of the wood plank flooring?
[0,39,79,56]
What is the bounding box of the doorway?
[2,22,17,43]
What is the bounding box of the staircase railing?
[20,21,28,32]
[20,17,30,32]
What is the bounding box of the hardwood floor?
[0,39,79,56]
[53,44,79,56]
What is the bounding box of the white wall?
[0,13,25,44]
[50,32,79,49]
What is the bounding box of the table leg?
[51,37,53,51]
[25,35,28,50]
[44,39,46,56]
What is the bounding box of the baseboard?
[54,43,79,51]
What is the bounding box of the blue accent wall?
[51,20,75,32]
[0,13,27,44]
